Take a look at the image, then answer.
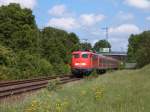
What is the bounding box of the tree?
[127,34,140,62]
[68,32,79,45]
[93,40,111,52]
[0,3,37,47]
[127,31,150,67]
[80,42,92,51]
[11,25,40,52]
[67,33,80,51]
[41,27,80,64]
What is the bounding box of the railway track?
[0,75,81,99]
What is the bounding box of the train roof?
[72,51,93,54]
[72,51,119,62]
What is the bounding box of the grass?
[0,65,150,112]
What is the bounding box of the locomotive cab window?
[73,54,80,58]
[82,54,88,58]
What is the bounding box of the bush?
[53,63,70,75]
[0,66,9,80]
[47,79,60,91]
[14,52,54,79]
[0,45,16,66]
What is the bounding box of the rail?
[0,75,81,99]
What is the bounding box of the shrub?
[47,79,60,91]
[15,52,54,79]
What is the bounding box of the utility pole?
[101,27,109,41]
[101,27,111,53]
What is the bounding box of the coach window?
[73,54,80,58]
[82,54,88,58]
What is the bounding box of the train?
[71,50,120,76]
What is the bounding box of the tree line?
[0,4,80,80]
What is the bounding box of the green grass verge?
[1,65,150,112]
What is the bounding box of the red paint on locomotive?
[71,50,119,76]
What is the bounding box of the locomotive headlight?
[75,63,80,65]
[75,63,86,66]
[80,63,86,66]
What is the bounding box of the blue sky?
[0,0,150,51]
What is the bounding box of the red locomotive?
[71,50,120,76]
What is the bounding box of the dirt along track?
[0,75,81,99]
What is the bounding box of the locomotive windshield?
[82,54,88,58]
[73,54,80,58]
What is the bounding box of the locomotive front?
[71,51,93,76]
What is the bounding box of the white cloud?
[0,0,37,9]
[125,0,150,9]
[46,13,105,31]
[47,5,105,31]
[47,14,104,30]
[48,4,67,17]
[80,14,105,26]
[146,16,150,21]
[109,24,141,35]
[47,17,79,30]
[117,11,134,21]
[47,4,105,31]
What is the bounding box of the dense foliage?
[128,31,150,67]
[0,4,80,80]
[93,40,111,52]
[80,42,92,51]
